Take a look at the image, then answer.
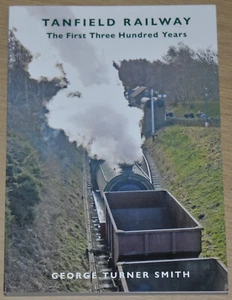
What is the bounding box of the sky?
[9,5,218,167]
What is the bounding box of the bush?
[6,131,42,226]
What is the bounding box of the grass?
[45,152,90,292]
[5,146,90,293]
[168,100,220,118]
[54,168,90,292]
[145,125,227,264]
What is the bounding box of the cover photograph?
[4,5,228,294]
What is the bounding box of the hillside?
[5,136,89,293]
[145,126,226,264]
[5,32,89,293]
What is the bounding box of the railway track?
[82,151,99,291]
[142,150,162,190]
[82,151,118,292]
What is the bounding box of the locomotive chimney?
[119,163,134,173]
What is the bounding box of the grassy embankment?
[169,100,220,118]
[5,136,90,292]
[145,126,227,264]
[40,153,89,292]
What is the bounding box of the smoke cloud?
[47,66,143,166]
[26,6,109,86]
[11,7,144,167]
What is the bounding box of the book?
[5,5,228,295]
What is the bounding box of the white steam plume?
[47,65,143,166]
[11,7,144,167]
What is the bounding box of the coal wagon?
[104,190,203,265]
[117,258,228,292]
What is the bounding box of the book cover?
[5,5,228,295]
